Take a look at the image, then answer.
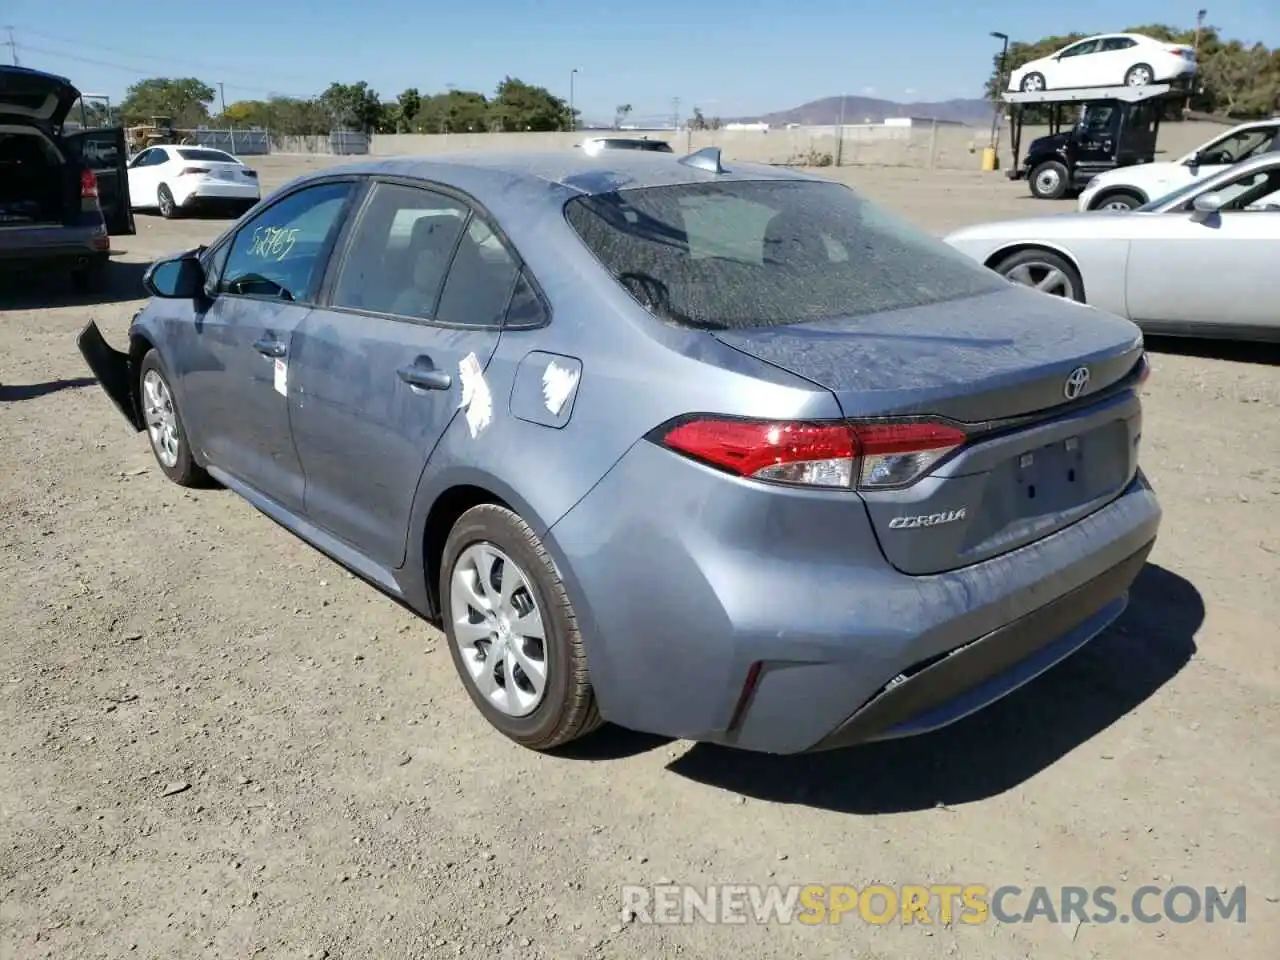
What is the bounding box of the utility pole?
[4,26,19,66]
[1186,9,1207,114]
[671,96,681,131]
[568,68,579,132]
[218,81,228,114]
[836,91,846,166]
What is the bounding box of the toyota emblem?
[1063,366,1091,400]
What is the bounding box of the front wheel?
[1029,161,1070,200]
[440,504,602,751]
[992,248,1085,302]
[138,350,207,486]
[1091,190,1143,211]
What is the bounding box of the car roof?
[288,150,824,210]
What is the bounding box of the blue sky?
[5,0,1278,122]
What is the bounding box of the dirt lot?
[2,155,1277,960]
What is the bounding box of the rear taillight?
[655,417,967,491]
[80,169,98,199]
[178,166,210,177]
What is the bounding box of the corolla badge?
[1063,366,1091,400]
[888,508,966,530]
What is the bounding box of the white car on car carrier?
[1009,33,1197,93]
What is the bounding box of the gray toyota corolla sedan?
[78,148,1161,755]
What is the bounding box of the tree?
[984,25,1279,118]
[488,76,572,132]
[397,88,422,133]
[614,103,633,128]
[414,89,490,133]
[318,81,385,133]
[688,107,708,131]
[119,77,216,127]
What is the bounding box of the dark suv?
[0,66,134,293]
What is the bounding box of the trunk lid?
[713,285,1146,575]
[0,66,80,128]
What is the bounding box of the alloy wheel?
[1004,261,1076,299]
[142,369,180,468]
[449,543,549,718]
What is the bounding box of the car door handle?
[397,363,452,391]
[253,338,287,358]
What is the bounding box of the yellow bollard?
[980,146,999,172]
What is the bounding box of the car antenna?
[678,146,726,173]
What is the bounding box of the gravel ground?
[1,156,1277,960]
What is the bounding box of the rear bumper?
[0,225,109,270]
[173,180,260,207]
[808,537,1150,750]
[547,439,1162,755]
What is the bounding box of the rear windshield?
[176,148,237,163]
[611,140,673,152]
[563,179,1004,330]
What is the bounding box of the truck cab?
[1002,84,1173,201]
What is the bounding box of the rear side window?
[434,217,521,327]
[330,181,469,319]
[563,179,1003,330]
[219,181,352,302]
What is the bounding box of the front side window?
[564,179,1004,331]
[219,180,352,302]
[330,181,469,319]
[1059,39,1100,58]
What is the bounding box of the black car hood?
[0,65,80,127]
[1026,132,1070,156]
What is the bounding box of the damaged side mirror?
[143,254,206,299]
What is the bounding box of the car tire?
[1091,190,1144,211]
[1029,161,1070,200]
[137,350,207,487]
[157,185,179,219]
[1020,72,1047,92]
[992,248,1086,302]
[1124,63,1154,86]
[440,503,602,751]
[71,257,109,295]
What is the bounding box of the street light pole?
[569,68,579,132]
[988,31,1010,152]
[836,91,846,167]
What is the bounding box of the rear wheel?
[138,350,207,486]
[1125,63,1154,86]
[157,184,178,219]
[1029,161,1070,200]
[992,248,1085,302]
[440,504,601,751]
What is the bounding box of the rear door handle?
[253,338,287,358]
[397,361,452,391]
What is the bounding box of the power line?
[4,26,18,66]
[15,26,318,88]
[18,43,312,99]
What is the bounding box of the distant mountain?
[739,95,994,127]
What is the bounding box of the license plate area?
[1013,435,1087,514]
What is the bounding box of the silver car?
[947,151,1280,342]
[78,149,1160,755]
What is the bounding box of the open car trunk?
[0,126,67,227]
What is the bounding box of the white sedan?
[945,152,1280,342]
[1008,33,1197,92]
[126,145,261,219]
